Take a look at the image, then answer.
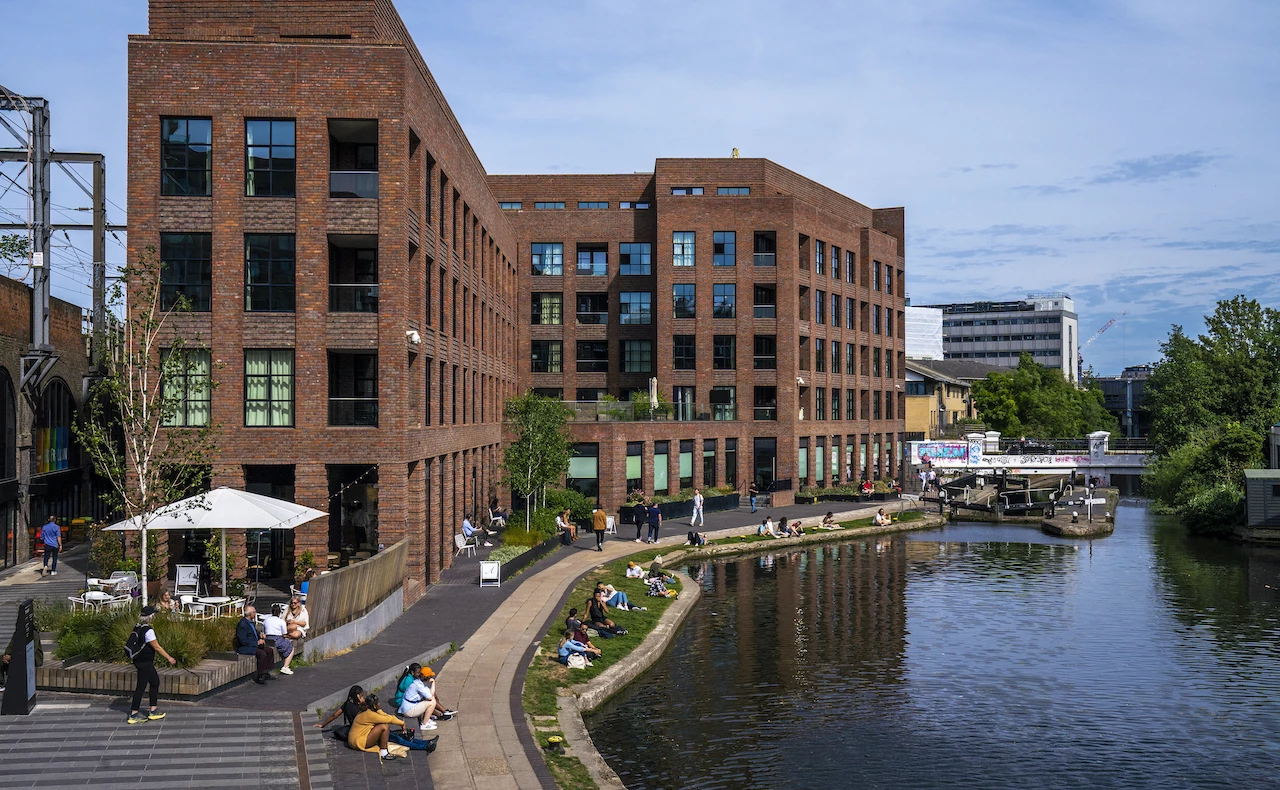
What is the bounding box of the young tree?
[73,246,218,603]
[501,391,573,528]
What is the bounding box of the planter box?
[641,494,742,521]
[498,534,561,581]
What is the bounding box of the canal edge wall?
[555,513,945,789]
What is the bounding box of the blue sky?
[2,0,1276,375]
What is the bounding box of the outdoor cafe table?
[82,591,115,610]
[195,596,235,616]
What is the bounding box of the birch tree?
[74,246,218,603]
[501,391,572,529]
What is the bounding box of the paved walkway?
[428,501,894,790]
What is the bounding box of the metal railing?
[562,400,745,422]
[329,170,378,199]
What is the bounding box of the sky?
[1,0,1276,375]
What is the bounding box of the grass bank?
[709,509,927,547]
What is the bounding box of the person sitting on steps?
[347,693,405,760]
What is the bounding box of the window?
[671,187,703,195]
[160,118,211,196]
[711,386,736,420]
[567,444,599,499]
[832,340,841,373]
[799,438,809,486]
[678,439,695,484]
[905,381,927,396]
[725,438,737,488]
[244,349,294,427]
[704,439,717,488]
[846,389,857,420]
[619,242,651,275]
[816,437,826,483]
[531,340,563,373]
[754,284,776,318]
[499,201,522,210]
[832,246,841,280]
[873,260,882,291]
[815,339,826,372]
[576,243,607,277]
[623,340,653,373]
[627,442,644,493]
[673,232,696,267]
[531,292,563,325]
[873,390,882,420]
[832,388,840,421]
[832,293,841,327]
[674,390,696,422]
[846,343,855,375]
[535,201,565,209]
[885,353,894,379]
[713,231,736,266]
[815,291,826,324]
[846,251,855,283]
[160,233,212,311]
[328,351,378,426]
[619,292,652,324]
[754,335,777,369]
[874,305,882,334]
[577,201,608,209]
[713,335,736,370]
[245,234,296,312]
[245,119,295,197]
[576,292,608,325]
[653,441,670,495]
[531,388,563,401]
[815,241,825,275]
[577,341,608,372]
[328,119,378,198]
[620,201,651,210]
[886,266,894,295]
[328,235,378,312]
[717,186,750,195]
[754,386,778,420]
[673,284,696,319]
[873,347,882,377]
[799,336,810,371]
[886,310,894,337]
[815,387,825,421]
[673,335,696,370]
[531,243,563,275]
[576,388,603,401]
[846,297,855,330]
[754,231,777,266]
[161,348,211,427]
[713,284,736,318]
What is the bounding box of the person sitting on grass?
[758,516,781,538]
[625,561,644,579]
[347,693,405,760]
[571,622,604,657]
[595,581,644,611]
[873,508,892,527]
[647,555,677,585]
[821,511,840,530]
[558,631,599,665]
[781,519,805,537]
[587,590,628,637]
[686,530,708,546]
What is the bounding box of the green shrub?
[55,630,100,661]
[54,607,237,668]
[543,488,594,522]
[487,545,531,565]
[33,599,73,633]
[503,507,560,546]
[1180,483,1245,535]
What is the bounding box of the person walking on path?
[127,606,176,724]
[237,606,275,684]
[39,516,61,576]
[691,488,705,527]
[749,481,760,513]
[632,499,647,543]
[592,502,608,552]
[646,502,662,544]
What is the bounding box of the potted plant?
[295,550,316,584]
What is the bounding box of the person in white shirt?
[397,664,439,734]
[262,609,297,675]
[691,488,705,528]
[873,508,892,527]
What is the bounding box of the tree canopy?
[970,353,1117,437]
[501,391,573,525]
[1144,297,1280,533]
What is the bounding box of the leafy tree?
[73,246,219,603]
[501,391,573,529]
[0,234,30,278]
[970,354,1118,437]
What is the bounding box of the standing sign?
[479,561,501,588]
[1,599,37,715]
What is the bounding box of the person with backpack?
[126,606,176,725]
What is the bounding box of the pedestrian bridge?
[910,431,1149,485]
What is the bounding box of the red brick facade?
[127,0,906,595]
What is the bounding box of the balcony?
[330,171,379,199]
[754,304,777,319]
[329,283,379,313]
[753,252,776,267]
[576,311,607,325]
[329,398,378,426]
[558,400,734,422]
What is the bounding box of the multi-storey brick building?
[127,0,906,599]
[128,0,520,596]
[490,161,908,509]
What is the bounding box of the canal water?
[586,503,1280,789]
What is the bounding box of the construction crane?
[1077,311,1125,382]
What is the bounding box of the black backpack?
[124,624,153,662]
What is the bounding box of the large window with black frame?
[161,117,212,196]
[245,119,296,197]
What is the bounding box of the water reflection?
[587,503,1280,789]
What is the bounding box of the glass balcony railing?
[754,304,777,319]
[329,398,379,426]
[552,400,742,422]
[753,252,776,266]
[576,312,608,325]
[330,171,379,199]
[753,406,778,421]
[329,284,379,313]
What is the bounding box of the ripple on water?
[585,505,1280,789]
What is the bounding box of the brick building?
[128,0,520,595]
[126,0,906,598]
[489,161,908,509]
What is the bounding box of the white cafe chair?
[454,533,476,558]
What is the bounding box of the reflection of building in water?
[689,537,909,706]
